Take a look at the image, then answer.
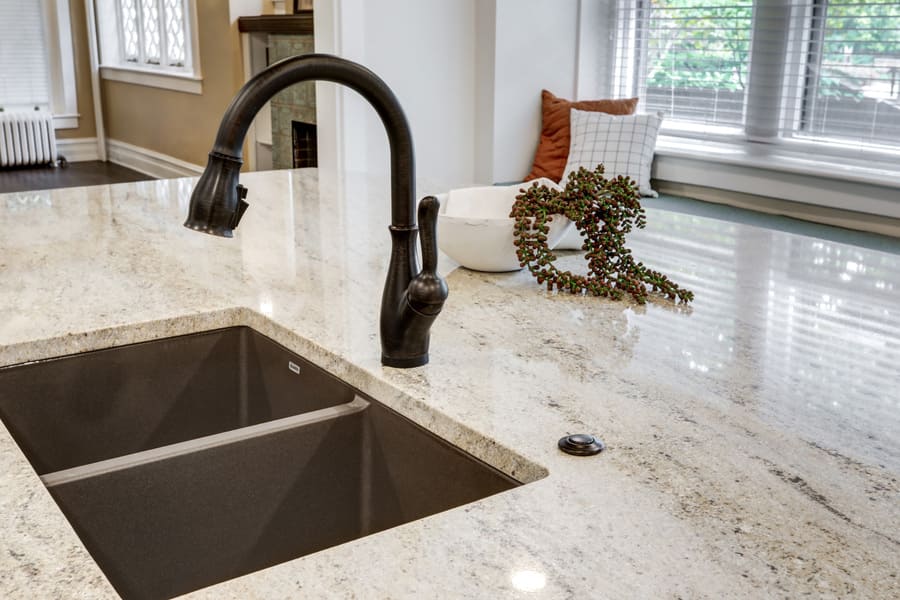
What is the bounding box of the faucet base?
[381,353,429,368]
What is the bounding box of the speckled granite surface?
[1,170,897,599]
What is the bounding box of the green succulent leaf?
[510,165,693,305]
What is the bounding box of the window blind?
[0,0,51,110]
[611,0,900,154]
[797,0,900,149]
[618,0,753,131]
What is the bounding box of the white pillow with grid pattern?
[562,108,662,198]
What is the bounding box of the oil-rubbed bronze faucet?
[184,54,448,368]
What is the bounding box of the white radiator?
[0,112,58,167]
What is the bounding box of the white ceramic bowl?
[436,179,574,272]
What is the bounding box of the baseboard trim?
[56,137,101,162]
[107,139,203,179]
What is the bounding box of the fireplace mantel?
[237,12,313,35]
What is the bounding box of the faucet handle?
[418,195,440,275]
[230,184,250,229]
[407,196,448,316]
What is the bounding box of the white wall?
[316,0,584,187]
[362,0,476,188]
[473,0,496,184]
[315,0,476,189]
[313,0,366,182]
[228,0,267,19]
[486,0,580,182]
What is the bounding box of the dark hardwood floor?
[0,161,152,194]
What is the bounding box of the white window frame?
[95,0,202,94]
[611,1,900,161]
[579,0,900,215]
[39,0,79,129]
[570,0,900,223]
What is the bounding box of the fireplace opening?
[292,121,317,168]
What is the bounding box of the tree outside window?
[633,0,900,146]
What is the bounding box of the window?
[620,1,752,131]
[611,0,900,159]
[0,0,51,111]
[117,0,188,69]
[95,0,201,93]
[0,0,78,128]
[798,1,900,149]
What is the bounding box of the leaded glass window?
[120,0,139,62]
[117,0,188,70]
[164,0,186,66]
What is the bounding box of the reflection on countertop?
[624,209,899,471]
[0,169,897,599]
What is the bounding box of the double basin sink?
[0,327,520,599]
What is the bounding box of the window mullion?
[159,0,169,68]
[135,0,146,65]
[114,0,126,63]
[745,0,792,142]
[779,1,816,140]
[633,0,650,99]
[613,0,639,98]
[799,0,828,134]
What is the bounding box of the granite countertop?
[1,169,897,598]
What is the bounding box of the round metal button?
[558,434,605,456]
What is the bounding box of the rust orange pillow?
[525,90,639,182]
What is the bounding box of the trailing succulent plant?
[510,165,693,305]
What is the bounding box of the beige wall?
[57,0,96,140]
[101,0,246,165]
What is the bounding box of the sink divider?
[2,326,523,600]
[41,396,370,487]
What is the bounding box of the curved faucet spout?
[184,54,447,368]
[185,53,415,232]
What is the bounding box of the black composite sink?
[0,327,520,600]
[0,327,355,473]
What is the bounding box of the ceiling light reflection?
[259,296,274,317]
[510,569,547,592]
